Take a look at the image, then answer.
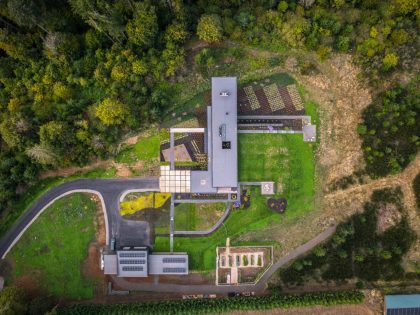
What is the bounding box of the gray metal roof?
[148,253,189,275]
[211,77,238,188]
[190,171,217,193]
[104,254,117,275]
[117,250,148,277]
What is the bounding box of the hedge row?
[58,290,364,315]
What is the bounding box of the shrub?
[58,290,365,314]
[197,14,223,43]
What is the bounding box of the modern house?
[159,76,316,195]
[159,77,239,194]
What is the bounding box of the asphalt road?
[0,177,159,259]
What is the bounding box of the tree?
[7,0,48,32]
[0,287,28,315]
[164,22,188,44]
[126,1,158,48]
[196,14,223,43]
[0,28,38,60]
[26,144,58,165]
[69,0,126,43]
[382,53,398,71]
[95,97,130,126]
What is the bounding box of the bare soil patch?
[39,160,112,179]
[377,203,402,233]
[14,274,43,298]
[81,195,107,297]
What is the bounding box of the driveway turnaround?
[0,178,159,259]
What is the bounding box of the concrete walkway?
[112,225,336,293]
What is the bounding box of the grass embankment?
[7,193,98,300]
[174,203,226,231]
[115,132,160,164]
[0,167,116,239]
[155,133,315,271]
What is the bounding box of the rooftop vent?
[220,91,230,97]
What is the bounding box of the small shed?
[385,294,420,315]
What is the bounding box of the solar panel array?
[162,257,186,263]
[122,266,144,272]
[387,308,420,315]
[119,260,146,265]
[163,267,186,273]
[119,252,146,258]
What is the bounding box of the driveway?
[0,177,159,259]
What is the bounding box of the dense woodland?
[280,188,417,285]
[0,0,418,217]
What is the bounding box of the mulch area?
[238,84,306,116]
[241,190,251,209]
[267,198,287,213]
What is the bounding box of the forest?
[0,0,418,218]
[280,188,417,285]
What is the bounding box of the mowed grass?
[174,202,226,231]
[155,190,278,271]
[115,133,160,164]
[7,193,97,300]
[239,134,315,214]
[155,133,315,271]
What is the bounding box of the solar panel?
[387,308,420,315]
[162,257,186,263]
[119,252,146,258]
[119,260,146,265]
[122,266,144,271]
[162,267,186,273]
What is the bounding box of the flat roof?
[148,253,189,275]
[303,124,316,142]
[190,171,217,193]
[211,77,238,188]
[386,295,420,310]
[104,254,117,275]
[117,250,148,277]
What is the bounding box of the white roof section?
[104,254,117,275]
[148,253,189,275]
[211,77,238,188]
[117,250,148,277]
[303,124,316,142]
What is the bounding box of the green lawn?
[7,193,98,300]
[239,134,315,214]
[155,134,316,271]
[174,202,226,231]
[115,132,160,164]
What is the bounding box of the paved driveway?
[0,177,159,259]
